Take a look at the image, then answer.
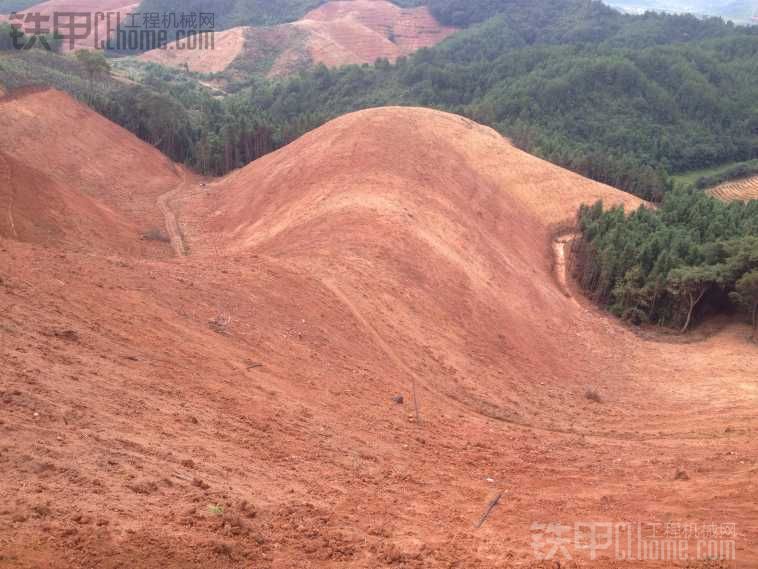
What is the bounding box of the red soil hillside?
[1,0,138,51]
[138,26,247,74]
[139,0,457,76]
[290,0,458,69]
[0,150,138,250]
[0,88,183,254]
[1,100,757,567]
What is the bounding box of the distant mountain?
[138,0,457,76]
[607,0,758,23]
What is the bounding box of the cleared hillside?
[0,150,141,250]
[0,88,182,254]
[1,93,756,567]
[185,107,642,249]
[1,0,138,51]
[708,175,758,202]
[138,27,248,74]
[139,0,457,75]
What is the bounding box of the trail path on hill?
[322,278,424,420]
[1,154,17,238]
[553,233,579,302]
[157,168,190,257]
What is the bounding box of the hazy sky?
[607,0,757,22]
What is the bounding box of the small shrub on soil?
[142,228,170,243]
[585,388,603,403]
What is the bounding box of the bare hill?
[2,0,138,51]
[138,26,248,74]
[1,94,757,567]
[139,0,457,76]
[0,88,183,254]
[0,150,139,250]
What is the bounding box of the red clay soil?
[296,0,458,65]
[0,150,138,251]
[1,92,756,568]
[0,88,183,256]
[138,27,248,74]
[1,0,139,51]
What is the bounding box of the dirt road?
[157,168,191,257]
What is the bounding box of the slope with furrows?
[180,107,650,432]
[0,88,182,254]
[708,175,758,202]
[1,98,757,567]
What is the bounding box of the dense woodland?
[0,22,61,52]
[571,190,758,336]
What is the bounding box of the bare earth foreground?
[0,89,756,568]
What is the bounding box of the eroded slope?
[0,88,182,254]
[1,100,756,568]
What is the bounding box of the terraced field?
[708,175,758,202]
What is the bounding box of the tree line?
[693,160,758,190]
[0,22,62,52]
[570,189,758,337]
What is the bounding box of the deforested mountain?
[0,88,183,254]
[2,88,757,567]
[4,0,756,203]
[226,0,758,201]
[139,0,457,75]
[2,0,758,561]
[0,0,139,50]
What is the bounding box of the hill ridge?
[1,88,757,568]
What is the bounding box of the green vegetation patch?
[572,188,758,334]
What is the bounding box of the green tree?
[75,50,111,99]
[0,22,21,51]
[667,265,722,333]
[572,190,757,333]
[733,271,758,341]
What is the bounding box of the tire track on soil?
[321,256,737,443]
[157,168,190,257]
[322,278,423,399]
[2,155,18,239]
